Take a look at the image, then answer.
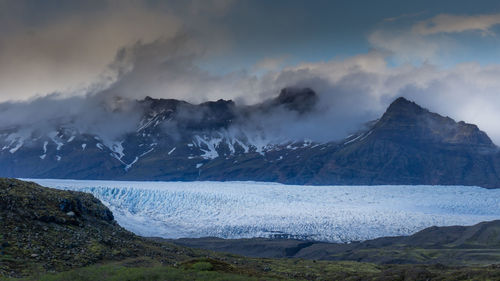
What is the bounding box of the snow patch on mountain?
[107,141,125,160]
[28,179,500,242]
[137,109,171,132]
[140,148,154,157]
[9,139,23,154]
[193,135,221,159]
[124,157,138,171]
[168,147,176,155]
[48,131,64,150]
[3,133,25,153]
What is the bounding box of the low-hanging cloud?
[0,93,143,143]
[1,7,500,145]
[2,37,500,145]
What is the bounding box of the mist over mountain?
[4,36,500,147]
[1,93,499,188]
[2,2,500,188]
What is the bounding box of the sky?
[2,0,500,143]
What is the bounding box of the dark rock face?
[307,97,500,187]
[273,87,318,113]
[0,93,499,188]
[375,97,494,147]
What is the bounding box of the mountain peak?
[375,97,495,148]
[273,87,318,113]
[384,97,426,118]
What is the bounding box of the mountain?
[0,90,499,188]
[309,98,500,187]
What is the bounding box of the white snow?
[196,163,203,168]
[25,179,500,242]
[5,133,25,153]
[96,143,104,150]
[55,155,61,161]
[343,133,364,145]
[140,148,154,157]
[168,147,176,155]
[343,131,373,145]
[358,130,373,142]
[193,135,221,159]
[82,143,87,150]
[9,140,23,153]
[43,141,48,154]
[124,157,138,171]
[40,154,46,160]
[67,136,75,143]
[107,141,125,160]
[136,110,167,132]
[303,139,312,147]
[48,132,64,150]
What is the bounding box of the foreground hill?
[1,178,500,281]
[0,178,196,277]
[1,91,499,188]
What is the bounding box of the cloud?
[413,13,500,36]
[0,0,235,102]
[257,52,500,144]
[383,12,427,23]
[0,92,143,143]
[105,41,500,144]
[369,12,500,64]
[368,29,447,63]
[2,4,500,146]
[253,56,288,72]
[3,39,500,145]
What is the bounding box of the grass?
[1,258,277,281]
[3,256,500,281]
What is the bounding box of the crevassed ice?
[27,179,500,242]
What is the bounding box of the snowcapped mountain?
[1,89,500,188]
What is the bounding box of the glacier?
[26,179,500,243]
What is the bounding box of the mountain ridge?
[0,91,499,188]
[172,219,500,265]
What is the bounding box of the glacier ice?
[27,179,500,243]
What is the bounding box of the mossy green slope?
[0,178,200,277]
